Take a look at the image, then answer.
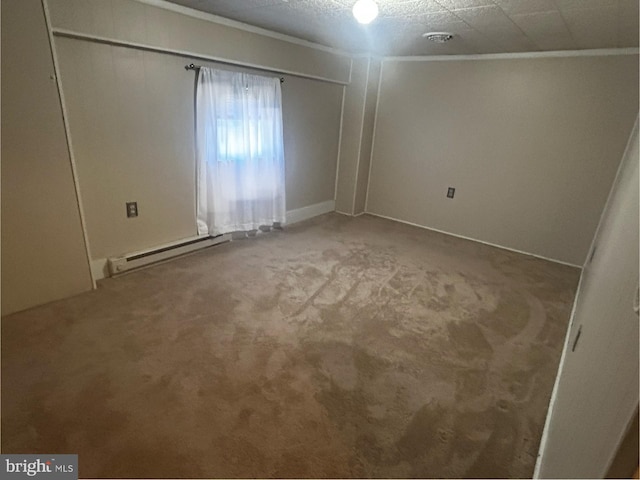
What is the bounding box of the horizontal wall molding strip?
[286,200,336,225]
[386,47,640,62]
[366,212,582,269]
[138,0,351,57]
[51,28,350,86]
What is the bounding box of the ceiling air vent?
[422,32,454,43]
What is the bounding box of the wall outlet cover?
[126,202,138,218]
[447,187,455,199]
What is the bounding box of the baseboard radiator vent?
[107,234,230,276]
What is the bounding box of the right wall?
[366,54,639,266]
[534,118,638,478]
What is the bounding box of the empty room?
[2,0,638,478]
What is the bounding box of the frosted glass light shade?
[352,0,378,24]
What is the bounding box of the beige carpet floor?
[2,213,580,478]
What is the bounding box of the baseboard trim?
[286,200,335,224]
[334,209,365,217]
[365,211,582,269]
[91,258,109,281]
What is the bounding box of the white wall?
[282,75,343,211]
[354,58,380,215]
[335,57,368,214]
[366,54,639,265]
[535,119,639,478]
[1,0,93,315]
[335,56,381,216]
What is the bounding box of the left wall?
[1,0,93,315]
[46,0,350,277]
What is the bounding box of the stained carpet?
[2,213,580,478]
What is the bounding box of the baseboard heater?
[107,234,230,276]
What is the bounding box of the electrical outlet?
[447,187,455,199]
[126,202,138,218]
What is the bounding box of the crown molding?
[384,47,640,62]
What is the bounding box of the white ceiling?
[166,0,639,56]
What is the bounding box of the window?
[195,67,286,236]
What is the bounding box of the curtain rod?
[185,63,285,83]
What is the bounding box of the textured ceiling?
[165,0,639,56]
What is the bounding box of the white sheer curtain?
[196,67,286,236]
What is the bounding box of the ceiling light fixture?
[352,0,379,24]
[423,32,454,43]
